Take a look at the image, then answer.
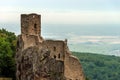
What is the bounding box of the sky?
[1,0,120,45]
[1,0,120,55]
[0,0,120,24]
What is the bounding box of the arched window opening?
[34,23,37,29]
[54,55,56,59]
[58,53,60,58]
[53,46,56,51]
[34,23,37,34]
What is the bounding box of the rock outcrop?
[16,13,85,80]
[16,47,65,80]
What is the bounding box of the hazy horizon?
[1,23,120,44]
[1,0,120,38]
[1,0,120,56]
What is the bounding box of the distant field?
[69,43,120,56]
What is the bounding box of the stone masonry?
[16,13,85,80]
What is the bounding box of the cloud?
[0,4,120,24]
[66,33,120,44]
[42,11,120,24]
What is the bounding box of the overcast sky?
[0,0,120,24]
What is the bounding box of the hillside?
[72,52,120,80]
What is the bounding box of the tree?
[0,28,17,79]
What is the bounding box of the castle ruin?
[16,13,85,80]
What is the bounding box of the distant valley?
[69,43,120,56]
[1,24,120,56]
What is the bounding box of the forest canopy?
[72,52,120,80]
[0,28,16,79]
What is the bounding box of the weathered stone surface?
[16,13,85,80]
[16,47,65,80]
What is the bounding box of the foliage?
[0,28,16,79]
[72,52,120,80]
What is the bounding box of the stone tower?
[21,13,41,36]
[19,14,43,50]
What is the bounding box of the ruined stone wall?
[65,55,85,80]
[60,44,85,80]
[42,40,65,61]
[21,35,39,50]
